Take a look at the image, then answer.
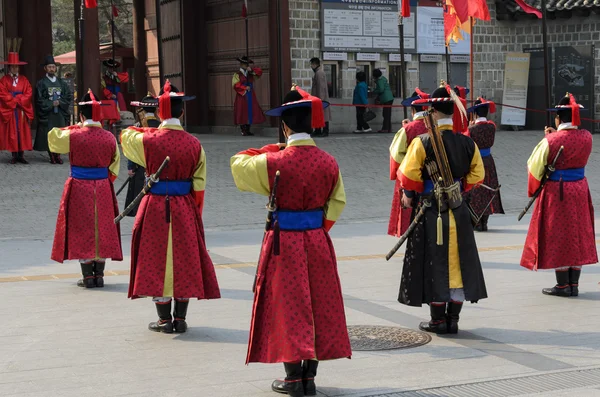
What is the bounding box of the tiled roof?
[496,0,600,18]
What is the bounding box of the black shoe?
[311,129,324,138]
[569,268,581,297]
[419,304,448,334]
[55,155,63,165]
[77,262,95,288]
[542,270,571,297]
[446,302,463,334]
[302,360,318,396]
[94,262,105,288]
[149,302,174,333]
[17,152,28,164]
[9,153,18,164]
[173,299,189,333]
[271,362,304,397]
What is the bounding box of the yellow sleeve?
[324,171,346,224]
[398,137,427,192]
[232,73,240,87]
[230,152,271,196]
[193,146,207,192]
[527,138,550,182]
[109,138,121,180]
[465,143,485,190]
[120,128,146,168]
[47,127,70,154]
[389,127,408,165]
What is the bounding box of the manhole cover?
[347,325,432,351]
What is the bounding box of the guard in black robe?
[125,95,160,217]
[396,83,487,335]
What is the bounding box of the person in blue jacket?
[353,71,372,133]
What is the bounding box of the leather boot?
[446,301,463,334]
[55,154,63,164]
[173,299,189,333]
[9,152,17,164]
[542,270,571,297]
[77,262,95,288]
[569,267,581,297]
[419,303,448,334]
[148,301,174,333]
[48,151,56,164]
[271,362,304,397]
[302,360,318,396]
[94,261,105,288]
[481,215,489,232]
[17,152,28,164]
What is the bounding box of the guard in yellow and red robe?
[231,88,350,397]
[49,91,122,288]
[398,83,486,335]
[465,98,504,231]
[121,81,220,334]
[0,50,34,164]
[521,94,597,297]
[388,88,429,237]
[233,56,266,136]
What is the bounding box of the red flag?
[515,0,542,18]
[242,0,248,18]
[112,5,119,17]
[400,0,410,18]
[85,0,97,8]
[468,0,490,21]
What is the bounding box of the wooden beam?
[132,0,148,100]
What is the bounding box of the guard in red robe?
[102,59,129,112]
[388,89,429,237]
[120,81,221,334]
[465,98,504,231]
[233,56,266,136]
[231,88,351,397]
[0,48,34,164]
[521,94,597,296]
[49,91,123,288]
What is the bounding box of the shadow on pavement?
[173,327,249,344]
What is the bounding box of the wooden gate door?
[156,0,184,91]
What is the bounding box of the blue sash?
[423,178,461,194]
[71,166,109,180]
[480,148,491,157]
[246,81,254,125]
[549,168,585,182]
[275,209,324,231]
[149,180,192,196]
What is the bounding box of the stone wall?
[472,0,600,130]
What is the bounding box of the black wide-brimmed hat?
[265,86,329,129]
[412,81,468,132]
[40,55,59,67]
[401,88,430,107]
[130,92,158,108]
[237,56,254,64]
[467,97,496,114]
[548,93,585,126]
[102,59,121,68]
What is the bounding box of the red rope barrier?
[328,102,600,123]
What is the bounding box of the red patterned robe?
[388,115,427,237]
[521,126,597,270]
[120,121,221,299]
[465,120,504,216]
[49,122,123,262]
[231,135,351,364]
[0,74,34,152]
[232,68,266,126]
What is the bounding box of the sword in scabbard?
[114,156,170,224]
[115,175,133,197]
[518,145,564,221]
[386,200,431,261]
[252,170,281,293]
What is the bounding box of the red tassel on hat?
[89,90,102,122]
[296,87,325,129]
[569,93,580,127]
[159,80,172,120]
[415,87,430,100]
[480,97,496,114]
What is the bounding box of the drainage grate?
[348,325,432,351]
[367,367,600,397]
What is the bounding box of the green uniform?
[34,76,72,152]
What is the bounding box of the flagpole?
[77,0,85,122]
[540,0,551,126]
[470,17,474,104]
[445,45,451,84]
[111,0,116,62]
[398,14,407,119]
[245,7,249,58]
[276,0,285,144]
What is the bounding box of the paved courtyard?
[1,130,600,396]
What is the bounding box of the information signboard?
[416,5,470,55]
[321,0,416,53]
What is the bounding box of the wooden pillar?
[268,0,291,127]
[13,0,51,85]
[75,0,100,98]
[132,0,148,100]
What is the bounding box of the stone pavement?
[1,131,600,396]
